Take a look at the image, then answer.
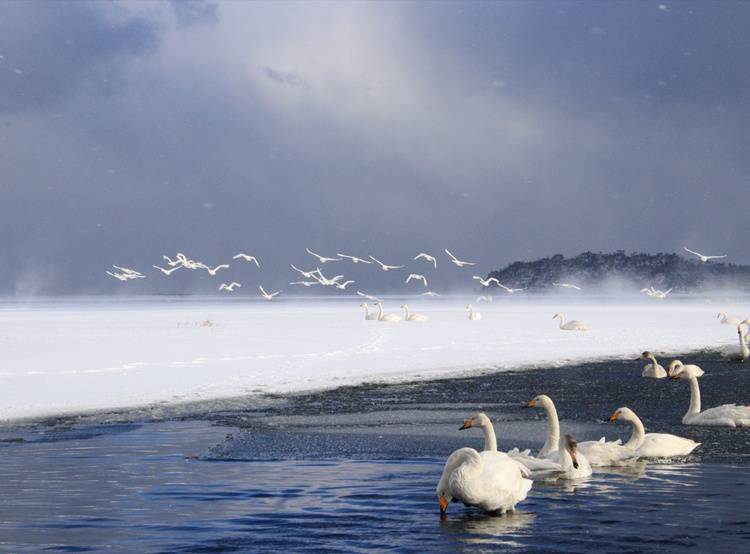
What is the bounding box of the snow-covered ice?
[0,297,747,421]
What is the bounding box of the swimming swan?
[436,415,532,514]
[552,313,588,331]
[609,407,699,457]
[460,412,563,474]
[466,304,482,321]
[639,351,667,378]
[738,324,749,361]
[360,303,377,321]
[376,302,401,322]
[669,364,750,427]
[525,395,592,478]
[400,304,428,322]
[667,359,704,378]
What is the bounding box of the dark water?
[1,351,749,552]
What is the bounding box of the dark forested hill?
[487,251,750,292]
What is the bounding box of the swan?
[717,312,741,326]
[609,407,699,457]
[376,302,401,322]
[306,248,341,263]
[233,253,260,267]
[258,285,280,300]
[357,291,382,302]
[577,434,639,467]
[406,274,428,287]
[683,247,727,263]
[337,253,372,264]
[459,412,563,474]
[552,313,588,331]
[524,395,592,478]
[152,264,183,276]
[201,264,230,276]
[555,434,593,479]
[498,284,527,294]
[667,359,704,378]
[289,281,318,287]
[444,249,476,268]
[473,276,499,287]
[400,304,428,322]
[738,323,749,361]
[669,364,750,426]
[466,304,481,321]
[437,414,532,514]
[360,303,377,321]
[414,252,437,268]
[552,282,581,291]
[290,264,321,279]
[334,280,355,290]
[639,351,667,378]
[477,295,493,303]
[369,256,404,271]
[218,282,241,292]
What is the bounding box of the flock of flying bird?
[107,245,728,302]
[106,247,538,300]
[437,335,750,516]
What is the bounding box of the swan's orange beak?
[525,399,536,408]
[609,411,619,422]
[439,495,449,513]
[459,418,473,430]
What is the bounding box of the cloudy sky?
[1,0,749,295]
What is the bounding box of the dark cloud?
[0,1,159,113]
[0,1,749,295]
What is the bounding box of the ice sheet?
[0,297,746,421]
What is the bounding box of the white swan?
[667,359,704,378]
[376,302,401,322]
[360,303,377,321]
[400,304,428,322]
[460,413,563,474]
[444,249,476,267]
[466,304,481,321]
[556,434,593,479]
[413,252,437,268]
[436,448,533,515]
[152,264,183,276]
[218,282,241,292]
[437,414,532,514]
[639,351,667,378]
[683,247,726,263]
[258,285,280,300]
[717,312,741,326]
[738,323,749,361]
[552,313,588,331]
[524,395,592,478]
[669,364,750,426]
[577,434,639,467]
[610,407,699,457]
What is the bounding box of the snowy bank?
[0,297,746,421]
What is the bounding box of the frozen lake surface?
[0,353,748,552]
[0,296,748,421]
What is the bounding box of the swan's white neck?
[686,376,701,418]
[624,414,646,450]
[362,304,371,317]
[468,306,474,318]
[647,353,658,368]
[377,303,384,319]
[403,306,410,319]
[479,421,497,452]
[540,402,560,457]
[739,330,749,359]
[557,315,565,329]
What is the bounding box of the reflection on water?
[0,420,748,553]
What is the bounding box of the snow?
[0,297,746,422]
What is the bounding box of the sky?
[1,0,749,295]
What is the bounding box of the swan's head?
[717,313,724,319]
[610,407,635,422]
[667,359,683,377]
[669,364,701,380]
[466,304,473,310]
[552,313,561,320]
[525,394,552,409]
[561,434,579,469]
[738,323,745,335]
[638,351,654,360]
[459,412,490,430]
[400,304,407,309]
